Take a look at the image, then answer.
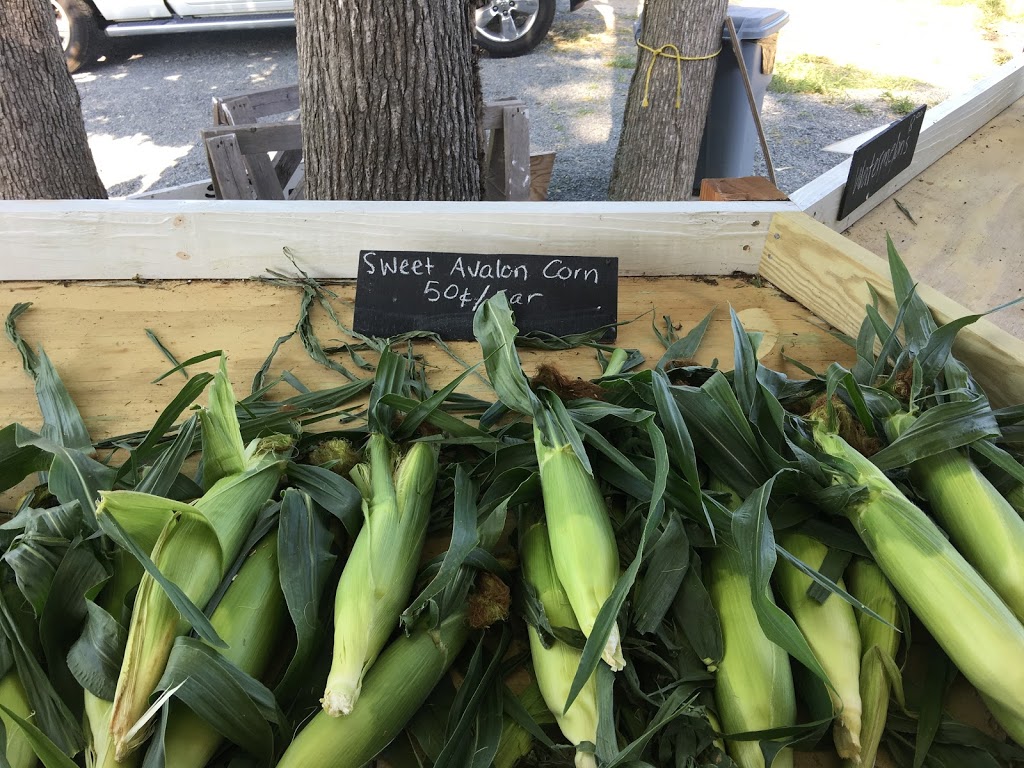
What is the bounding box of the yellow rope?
[637,40,721,109]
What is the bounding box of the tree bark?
[0,0,106,199]
[608,0,728,201]
[295,0,483,201]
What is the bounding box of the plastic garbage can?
[692,6,790,192]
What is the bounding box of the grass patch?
[770,54,927,100]
[849,102,873,115]
[607,54,636,69]
[881,91,918,115]
[942,0,1008,23]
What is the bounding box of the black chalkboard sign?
[353,251,619,340]
[839,105,926,221]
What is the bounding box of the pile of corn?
[1,242,1023,768]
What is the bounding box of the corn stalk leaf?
[913,644,957,768]
[152,350,224,384]
[285,462,362,539]
[0,703,79,768]
[0,424,49,494]
[872,398,998,471]
[652,370,709,531]
[0,586,83,755]
[670,550,722,667]
[134,415,200,498]
[368,346,409,436]
[656,309,715,370]
[66,601,127,700]
[474,293,541,417]
[393,363,482,443]
[887,235,937,353]
[275,489,337,700]
[156,637,284,762]
[632,513,689,634]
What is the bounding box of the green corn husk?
[776,532,862,764]
[888,411,1024,623]
[1005,484,1024,519]
[101,458,285,759]
[521,510,599,768]
[709,544,797,768]
[0,670,37,768]
[278,611,470,768]
[534,428,624,672]
[321,435,438,717]
[813,421,1024,727]
[844,558,899,768]
[159,530,287,768]
[493,681,554,768]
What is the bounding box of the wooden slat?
[126,180,216,201]
[502,105,531,202]
[481,98,524,131]
[0,276,854,440]
[792,58,1024,229]
[528,152,555,202]
[699,176,789,202]
[204,136,255,201]
[759,211,1024,407]
[0,200,794,280]
[200,123,303,155]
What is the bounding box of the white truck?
[52,0,588,73]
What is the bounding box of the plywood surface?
[761,212,1024,408]
[844,94,1024,338]
[0,277,853,441]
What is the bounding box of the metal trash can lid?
[724,6,790,40]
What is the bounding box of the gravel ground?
[74,0,1021,199]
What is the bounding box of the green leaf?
[394,364,483,443]
[0,703,79,768]
[873,399,998,471]
[285,462,362,539]
[652,370,707,527]
[156,637,283,760]
[473,293,541,417]
[251,332,295,395]
[913,645,956,768]
[632,514,689,634]
[134,415,200,498]
[4,303,38,375]
[274,489,336,700]
[67,601,127,700]
[671,550,722,667]
[656,309,714,370]
[368,347,408,436]
[0,425,49,494]
[152,350,224,384]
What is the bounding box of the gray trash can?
[693,7,790,193]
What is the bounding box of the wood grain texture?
[0,200,796,280]
[792,59,1024,229]
[844,96,1024,338]
[760,212,1024,407]
[528,152,556,202]
[0,276,853,440]
[699,176,789,202]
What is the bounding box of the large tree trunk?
[0,0,106,199]
[295,0,483,201]
[608,0,728,201]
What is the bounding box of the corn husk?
[0,671,37,768]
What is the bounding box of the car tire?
[52,0,104,74]
[474,0,556,58]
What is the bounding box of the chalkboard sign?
[839,105,926,221]
[353,251,619,340]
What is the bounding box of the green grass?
[769,54,927,100]
[607,54,636,69]
[941,0,1009,24]
[881,91,918,115]
[849,102,873,115]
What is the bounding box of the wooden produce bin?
[1,201,1024,768]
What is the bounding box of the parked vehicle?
[52,0,588,73]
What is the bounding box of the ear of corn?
[709,543,797,768]
[321,436,438,717]
[887,411,1024,623]
[159,530,287,768]
[279,611,469,768]
[521,510,599,768]
[534,427,624,673]
[102,457,285,760]
[198,357,248,488]
[493,681,554,768]
[775,532,862,764]
[0,671,37,768]
[844,558,899,768]
[813,422,1024,723]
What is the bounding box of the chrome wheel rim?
[475,0,540,43]
[52,1,71,50]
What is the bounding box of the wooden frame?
[791,58,1024,230]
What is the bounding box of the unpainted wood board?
[0,201,795,281]
[529,152,556,202]
[0,277,853,440]
[760,211,1024,408]
[844,95,1024,338]
[204,136,254,201]
[200,123,303,155]
[793,58,1024,230]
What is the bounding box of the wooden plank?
[759,211,1024,407]
[502,105,531,202]
[200,123,303,155]
[0,276,854,440]
[843,96,1024,339]
[482,98,523,131]
[529,152,555,202]
[0,200,796,280]
[483,115,507,202]
[126,179,216,201]
[699,176,789,202]
[204,136,255,201]
[792,58,1024,230]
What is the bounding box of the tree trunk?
[0,0,106,199]
[608,0,728,201]
[295,0,483,201]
